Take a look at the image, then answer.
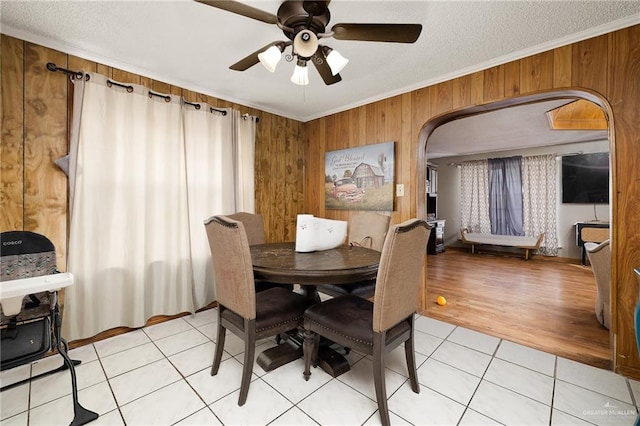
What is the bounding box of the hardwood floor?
[423,248,611,370]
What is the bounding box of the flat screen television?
[562,152,609,204]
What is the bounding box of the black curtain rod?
[183,100,227,116]
[46,62,88,80]
[149,91,171,102]
[211,107,227,116]
[107,79,134,93]
[183,100,201,110]
[47,62,248,120]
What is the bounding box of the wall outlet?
[396,184,405,197]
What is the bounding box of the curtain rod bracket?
[107,79,134,93]
[210,107,227,116]
[149,90,171,102]
[46,62,86,80]
[183,101,228,116]
[242,113,260,123]
[183,100,201,110]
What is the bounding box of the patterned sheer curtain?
[63,73,253,340]
[522,154,559,256]
[459,160,491,234]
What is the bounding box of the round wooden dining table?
[250,242,381,376]
[250,242,380,300]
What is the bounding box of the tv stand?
[575,221,609,265]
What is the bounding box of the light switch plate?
[396,184,404,197]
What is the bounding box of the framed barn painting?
[324,141,395,211]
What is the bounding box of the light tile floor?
[2,308,639,425]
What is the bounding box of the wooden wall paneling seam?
[1,36,25,231]
[387,95,405,221]
[483,65,505,102]
[258,114,272,240]
[262,116,278,239]
[470,71,484,105]
[24,43,68,268]
[431,81,453,116]
[572,35,609,97]
[519,50,554,94]
[96,63,111,78]
[274,115,286,241]
[401,92,415,216]
[553,45,572,88]
[111,68,141,85]
[503,61,520,97]
[452,75,472,110]
[283,118,298,240]
[305,119,323,219]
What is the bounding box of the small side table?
[427,219,446,254]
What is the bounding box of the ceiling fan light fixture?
[323,46,349,76]
[290,60,309,85]
[258,44,284,72]
[293,29,318,58]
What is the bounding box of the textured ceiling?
[2,0,639,123]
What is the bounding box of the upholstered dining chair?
[227,211,293,292]
[204,215,315,406]
[227,212,266,245]
[585,239,611,329]
[302,218,430,426]
[318,211,391,299]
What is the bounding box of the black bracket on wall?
[46,63,89,80]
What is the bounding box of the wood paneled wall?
[1,35,306,267]
[2,25,640,377]
[305,25,640,378]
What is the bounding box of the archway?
[416,88,615,367]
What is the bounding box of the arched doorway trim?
[415,87,616,363]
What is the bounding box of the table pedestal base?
[257,340,302,372]
[316,345,350,378]
[257,334,351,377]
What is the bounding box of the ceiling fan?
[195,0,423,86]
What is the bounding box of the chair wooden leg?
[404,332,420,393]
[373,333,390,426]
[238,319,256,406]
[303,327,316,381]
[211,319,226,376]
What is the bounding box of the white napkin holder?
[295,214,347,252]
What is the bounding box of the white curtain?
[63,74,255,340]
[459,160,491,234]
[522,154,559,256]
[183,105,235,309]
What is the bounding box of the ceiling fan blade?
[331,23,423,43]
[312,49,342,85]
[229,42,282,71]
[195,0,278,25]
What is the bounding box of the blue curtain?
[488,156,524,236]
